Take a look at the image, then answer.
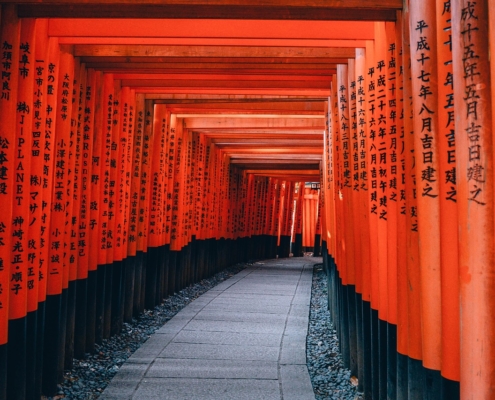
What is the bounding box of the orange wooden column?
[268,179,278,242]
[323,99,334,253]
[114,85,129,263]
[0,7,19,398]
[67,59,85,294]
[355,47,372,304]
[365,40,379,311]
[53,47,75,295]
[127,94,144,259]
[28,18,48,315]
[451,0,495,397]
[8,17,34,326]
[385,21,399,327]
[136,100,154,255]
[106,80,121,266]
[77,68,96,287]
[88,71,103,278]
[264,177,274,239]
[183,129,194,250]
[196,133,207,243]
[395,12,409,360]
[97,73,114,268]
[284,181,295,256]
[435,0,460,383]
[98,73,115,339]
[71,64,90,360]
[170,116,184,252]
[5,17,34,400]
[373,22,389,323]
[148,104,167,249]
[202,140,213,242]
[302,187,310,248]
[409,0,442,373]
[147,103,166,302]
[337,64,356,287]
[44,37,75,393]
[45,41,63,295]
[164,114,177,250]
[347,58,362,292]
[117,87,136,323]
[402,4,423,365]
[0,6,19,351]
[61,51,81,369]
[294,182,304,256]
[328,89,339,261]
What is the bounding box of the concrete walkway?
[101,257,319,400]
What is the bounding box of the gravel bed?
[306,264,363,400]
[43,262,248,400]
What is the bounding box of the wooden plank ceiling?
[6,0,401,181]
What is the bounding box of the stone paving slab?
[173,329,282,346]
[158,342,280,361]
[181,319,286,335]
[132,378,281,400]
[101,257,319,400]
[206,297,293,307]
[192,310,288,323]
[198,303,291,314]
[147,358,279,379]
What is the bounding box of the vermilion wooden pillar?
[41,36,62,396]
[452,0,495,397]
[394,11,409,400]
[435,0,460,390]
[120,87,137,323]
[64,57,83,370]
[8,17,34,400]
[54,47,75,380]
[372,24,389,336]
[409,2,443,396]
[128,94,144,314]
[29,18,49,400]
[108,79,124,336]
[355,46,372,398]
[74,68,95,357]
[365,39,379,316]
[337,64,356,290]
[98,73,114,340]
[402,4,424,397]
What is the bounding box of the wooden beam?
[223,148,322,154]
[162,101,326,112]
[82,63,338,74]
[154,100,325,105]
[80,56,350,64]
[75,45,356,58]
[232,162,320,169]
[214,142,323,147]
[59,37,366,48]
[145,94,326,100]
[18,4,398,21]
[134,88,330,96]
[115,72,332,81]
[10,0,401,7]
[121,79,331,89]
[48,18,375,40]
[183,117,325,129]
[199,129,324,135]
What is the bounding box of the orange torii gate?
[0,1,495,399]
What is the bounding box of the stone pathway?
[100,257,319,400]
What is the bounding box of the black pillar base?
[7,317,26,400]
